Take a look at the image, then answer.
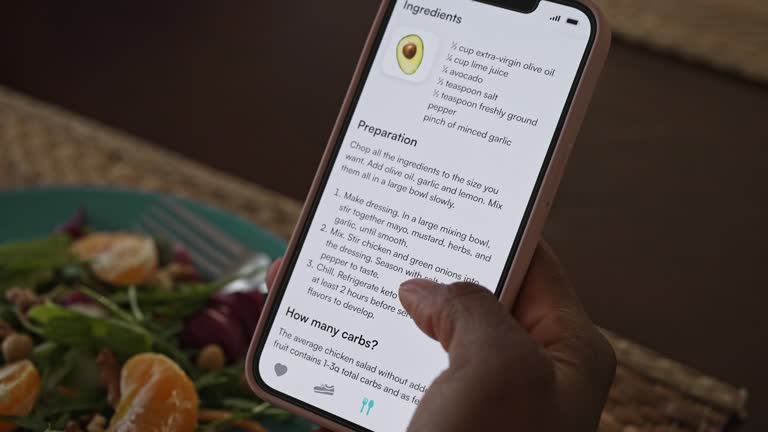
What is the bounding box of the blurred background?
[0,0,766,429]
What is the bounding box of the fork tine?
[136,218,222,278]
[146,208,236,267]
[158,198,248,257]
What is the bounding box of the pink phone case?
[246,1,611,430]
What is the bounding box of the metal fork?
[135,197,272,292]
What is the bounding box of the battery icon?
[566,18,579,25]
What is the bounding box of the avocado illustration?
[396,34,424,75]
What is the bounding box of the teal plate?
[0,185,312,432]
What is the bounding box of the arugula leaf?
[220,399,290,418]
[14,305,44,335]
[155,320,183,339]
[32,342,72,393]
[0,235,76,291]
[195,366,243,391]
[221,398,270,414]
[111,282,219,319]
[79,286,136,323]
[153,335,197,375]
[0,415,50,430]
[27,303,152,358]
[196,364,258,409]
[127,285,145,322]
[32,389,108,419]
[198,410,253,431]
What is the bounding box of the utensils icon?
[360,397,375,415]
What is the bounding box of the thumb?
[398,279,531,361]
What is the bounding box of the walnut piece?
[86,414,107,432]
[96,348,121,408]
[5,287,42,313]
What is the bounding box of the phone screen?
[254,1,594,430]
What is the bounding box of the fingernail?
[399,279,440,301]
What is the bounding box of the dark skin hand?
[265,243,616,432]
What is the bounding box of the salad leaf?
[0,415,50,430]
[220,398,271,414]
[195,366,244,392]
[28,303,152,358]
[21,389,109,431]
[195,364,258,409]
[198,410,254,431]
[32,342,73,393]
[79,286,136,323]
[111,282,220,319]
[127,285,145,322]
[0,227,288,427]
[0,302,17,326]
[0,235,77,291]
[34,345,102,396]
[152,335,197,375]
[155,320,183,339]
[221,399,290,419]
[14,305,44,335]
[32,389,108,419]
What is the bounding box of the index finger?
[513,242,589,344]
[265,257,284,291]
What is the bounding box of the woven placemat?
[0,86,748,430]
[595,0,768,83]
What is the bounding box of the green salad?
[0,210,287,432]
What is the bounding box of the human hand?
[398,242,615,431]
[264,242,615,431]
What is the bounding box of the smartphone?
[247,0,609,430]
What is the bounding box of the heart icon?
[274,363,288,377]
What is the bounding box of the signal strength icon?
[550,15,562,22]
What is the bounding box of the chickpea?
[167,262,199,281]
[86,414,107,432]
[2,333,34,363]
[196,344,226,371]
[150,270,173,290]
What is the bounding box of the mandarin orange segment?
[0,360,42,432]
[107,353,198,432]
[71,233,158,285]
